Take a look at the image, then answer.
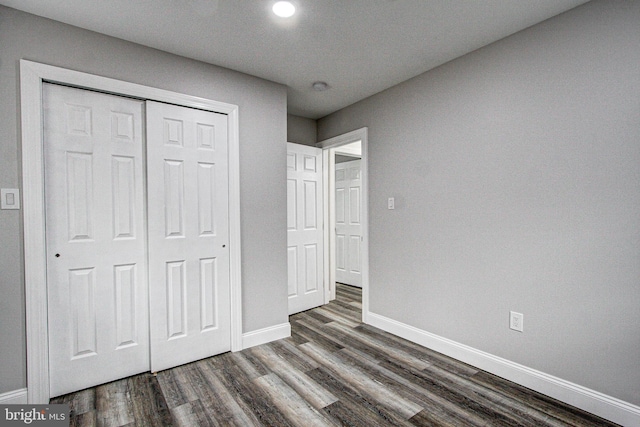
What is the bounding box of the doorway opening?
[333,142,362,288]
[319,128,369,323]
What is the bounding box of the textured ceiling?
[1,0,591,118]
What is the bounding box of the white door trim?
[318,128,369,323]
[20,59,243,403]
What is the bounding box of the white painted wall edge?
[367,312,640,427]
[241,322,291,350]
[0,389,28,404]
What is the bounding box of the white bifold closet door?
[287,143,324,314]
[44,84,150,397]
[44,84,231,397]
[335,159,362,287]
[146,101,230,372]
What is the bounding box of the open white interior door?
[287,143,324,314]
[147,101,231,372]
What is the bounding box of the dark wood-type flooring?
[52,284,619,426]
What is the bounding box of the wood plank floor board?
[316,297,361,321]
[156,366,199,410]
[212,363,295,427]
[172,363,230,425]
[290,319,346,353]
[253,373,338,426]
[299,341,424,420]
[335,295,361,309]
[355,324,480,378]
[195,359,263,426]
[416,363,570,427]
[155,370,188,410]
[126,374,173,426]
[408,408,473,427]
[304,309,335,324]
[202,350,237,371]
[307,367,414,426]
[288,328,310,346]
[330,297,362,315]
[228,350,272,381]
[171,400,214,427]
[248,345,338,410]
[335,347,492,427]
[326,321,432,371]
[54,387,96,418]
[292,314,411,369]
[53,283,621,427]
[310,328,392,371]
[335,283,361,299]
[469,371,617,427]
[378,358,545,427]
[95,379,134,427]
[314,306,362,328]
[267,339,321,373]
[69,410,97,427]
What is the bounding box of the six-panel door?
[146,101,231,372]
[335,160,362,287]
[44,84,150,397]
[287,143,324,314]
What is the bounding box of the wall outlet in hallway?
[510,311,524,332]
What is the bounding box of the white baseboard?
[241,322,291,350]
[367,312,640,427]
[0,388,28,405]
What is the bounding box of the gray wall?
[0,6,288,394]
[318,0,640,406]
[287,114,317,146]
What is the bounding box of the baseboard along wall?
[0,388,28,405]
[241,322,291,350]
[366,312,640,427]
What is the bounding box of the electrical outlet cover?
[510,311,523,332]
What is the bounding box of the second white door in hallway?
[335,160,362,287]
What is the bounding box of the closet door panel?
[146,101,231,372]
[44,83,148,397]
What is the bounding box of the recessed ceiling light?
[312,81,330,91]
[272,1,296,18]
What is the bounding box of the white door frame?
[318,128,369,322]
[20,59,243,403]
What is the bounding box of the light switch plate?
[1,188,20,210]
